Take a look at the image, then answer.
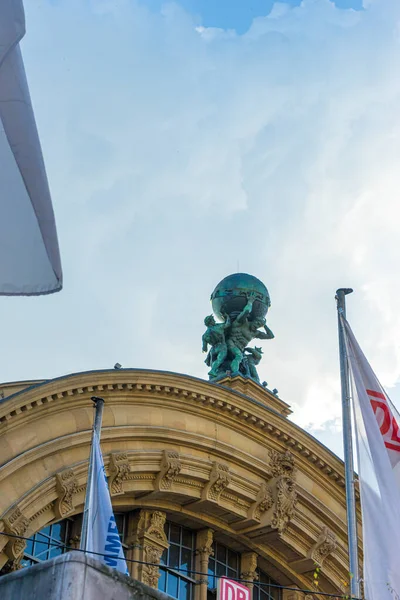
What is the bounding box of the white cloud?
[3,0,400,455]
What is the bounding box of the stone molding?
[0,371,348,492]
[108,452,130,496]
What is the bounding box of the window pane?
[179,579,191,600]
[181,528,193,549]
[169,544,180,569]
[158,568,167,592]
[167,573,179,598]
[216,544,226,564]
[169,524,181,545]
[51,523,62,541]
[216,562,226,577]
[180,547,192,573]
[227,550,237,570]
[34,540,49,559]
[41,526,51,536]
[25,538,34,555]
[208,560,216,590]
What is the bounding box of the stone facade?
[0,369,362,597]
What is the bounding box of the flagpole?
[80,396,105,552]
[336,288,360,598]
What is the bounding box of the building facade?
[0,369,361,599]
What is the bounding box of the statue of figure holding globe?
[202,273,274,384]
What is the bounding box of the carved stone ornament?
[146,511,168,544]
[195,528,214,559]
[142,544,164,587]
[108,452,130,496]
[3,507,30,560]
[202,462,231,502]
[248,482,274,522]
[55,468,78,518]
[309,527,337,565]
[240,551,258,582]
[271,475,297,533]
[155,450,182,491]
[269,450,295,478]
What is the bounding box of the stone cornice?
[0,370,347,497]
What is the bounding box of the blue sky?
[3,0,400,459]
[144,0,363,33]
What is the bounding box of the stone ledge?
[0,551,174,600]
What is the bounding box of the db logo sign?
[218,578,251,600]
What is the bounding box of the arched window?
[21,520,72,567]
[158,522,196,600]
[253,569,281,600]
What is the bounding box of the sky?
[2,0,400,458]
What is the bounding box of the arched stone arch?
[0,369,360,595]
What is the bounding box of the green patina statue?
[202,273,274,384]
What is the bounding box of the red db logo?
[218,578,251,600]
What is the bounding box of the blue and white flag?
[0,0,62,295]
[86,432,128,574]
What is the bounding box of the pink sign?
[217,578,251,600]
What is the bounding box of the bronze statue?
[202,274,274,384]
[227,292,274,373]
[202,314,231,378]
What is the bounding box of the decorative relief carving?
[128,509,169,589]
[3,507,29,560]
[271,475,297,533]
[142,544,164,587]
[108,452,130,496]
[55,469,78,518]
[269,450,295,477]
[202,462,231,502]
[240,551,258,583]
[248,482,274,522]
[309,527,337,565]
[146,511,168,543]
[155,450,182,491]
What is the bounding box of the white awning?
[0,0,62,295]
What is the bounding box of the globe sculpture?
[202,273,274,384]
[210,273,271,322]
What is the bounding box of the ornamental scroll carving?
[108,452,130,496]
[309,527,337,565]
[55,468,78,519]
[3,507,30,561]
[202,462,231,502]
[248,482,274,522]
[155,450,182,491]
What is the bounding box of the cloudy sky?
[3,0,400,457]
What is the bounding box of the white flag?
[342,317,400,600]
[86,432,128,575]
[0,0,62,295]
